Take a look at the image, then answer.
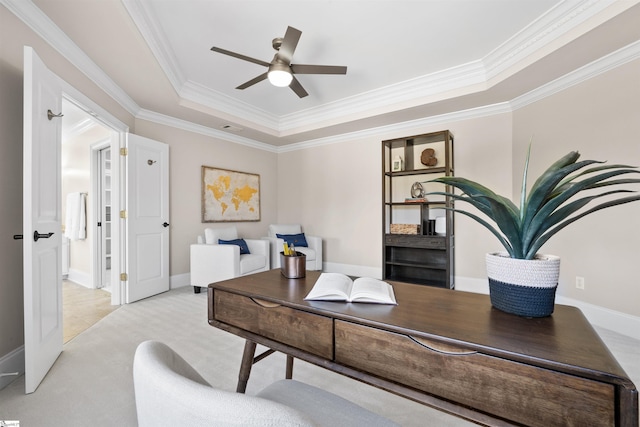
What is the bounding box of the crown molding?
[284,37,640,153]
[121,0,184,93]
[62,117,98,141]
[135,109,278,153]
[510,39,640,110]
[278,102,512,153]
[1,0,141,116]
[483,0,619,80]
[179,80,281,131]
[279,60,488,134]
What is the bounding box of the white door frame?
[90,138,111,290]
[60,84,128,305]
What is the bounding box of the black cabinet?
[382,130,454,288]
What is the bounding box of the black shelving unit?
[382,130,454,288]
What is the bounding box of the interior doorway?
[61,99,111,290]
[61,99,118,337]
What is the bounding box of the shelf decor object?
[426,145,640,317]
[382,130,454,288]
[392,155,404,172]
[420,148,438,166]
[390,224,421,235]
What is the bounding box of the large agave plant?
[426,147,640,260]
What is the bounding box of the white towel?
[64,192,86,241]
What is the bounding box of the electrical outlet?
[576,276,585,290]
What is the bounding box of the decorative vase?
[485,252,560,318]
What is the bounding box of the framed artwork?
[201,166,260,222]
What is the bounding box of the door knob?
[33,231,54,242]
[162,222,170,228]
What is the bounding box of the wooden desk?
[208,269,638,427]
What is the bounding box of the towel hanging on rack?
[64,192,87,241]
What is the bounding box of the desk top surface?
[209,269,635,389]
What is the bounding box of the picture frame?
[201,166,260,222]
[392,155,404,172]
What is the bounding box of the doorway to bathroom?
[61,99,117,341]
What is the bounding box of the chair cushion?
[276,232,308,247]
[257,379,399,427]
[239,253,267,275]
[204,227,238,244]
[268,224,302,238]
[218,238,250,254]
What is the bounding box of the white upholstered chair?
[262,224,323,271]
[190,226,269,293]
[133,340,399,427]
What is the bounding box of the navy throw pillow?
[276,233,308,247]
[218,238,250,254]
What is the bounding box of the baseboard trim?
[170,272,191,289]
[67,269,92,288]
[323,262,382,280]
[455,276,640,341]
[0,345,24,391]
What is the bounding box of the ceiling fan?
[210,26,347,98]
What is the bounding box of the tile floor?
[63,280,119,343]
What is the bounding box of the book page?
[304,273,353,301]
[350,278,397,304]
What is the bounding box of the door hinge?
[120,273,128,281]
[120,147,128,156]
[120,210,127,219]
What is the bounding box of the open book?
[304,273,397,305]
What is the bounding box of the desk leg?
[286,355,294,379]
[237,340,257,393]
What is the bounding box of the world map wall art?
[201,166,260,222]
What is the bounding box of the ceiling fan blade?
[211,46,271,68]
[236,72,268,90]
[291,64,347,75]
[289,76,309,98]
[278,26,302,64]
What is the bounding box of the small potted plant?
[426,146,640,317]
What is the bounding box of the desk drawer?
[214,290,333,359]
[335,321,614,427]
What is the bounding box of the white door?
[23,46,63,394]
[98,147,112,288]
[125,134,170,303]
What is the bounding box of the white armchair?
[133,340,399,427]
[190,226,269,293]
[262,224,322,271]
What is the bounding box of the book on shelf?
[405,197,428,203]
[304,273,397,305]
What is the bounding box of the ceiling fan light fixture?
[267,63,293,87]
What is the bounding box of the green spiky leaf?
[425,146,640,259]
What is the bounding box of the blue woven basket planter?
[488,279,557,317]
[486,252,560,318]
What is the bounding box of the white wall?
[512,57,640,316]
[277,114,514,279]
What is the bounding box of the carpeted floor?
[1,286,638,426]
